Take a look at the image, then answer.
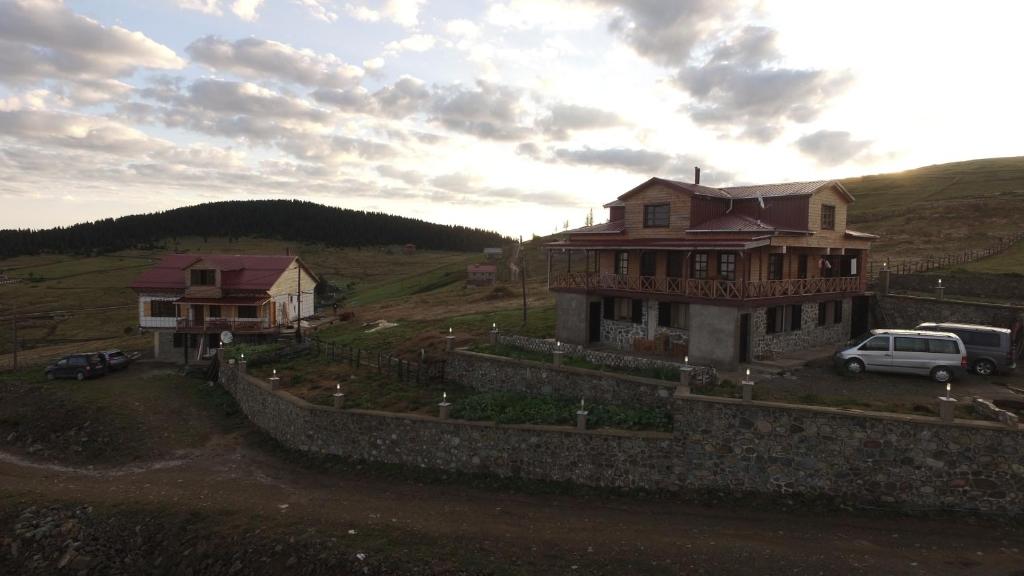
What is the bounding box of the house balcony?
[550,272,864,301]
[175,318,280,334]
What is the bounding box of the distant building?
[483,247,503,260]
[403,243,416,255]
[467,264,497,286]
[131,254,317,363]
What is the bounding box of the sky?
[1,0,1022,238]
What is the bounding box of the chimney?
[694,166,701,185]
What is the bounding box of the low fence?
[496,333,716,385]
[868,231,1024,279]
[311,339,445,384]
[888,273,1024,302]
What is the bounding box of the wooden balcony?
[550,272,864,301]
[175,318,280,334]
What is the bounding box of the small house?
[403,243,416,255]
[467,264,497,286]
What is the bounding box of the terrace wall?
[889,273,1023,303]
[876,293,1024,330]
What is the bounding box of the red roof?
[687,214,777,233]
[131,254,307,292]
[175,296,271,305]
[468,264,497,273]
[561,220,626,235]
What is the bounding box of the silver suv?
[835,329,967,383]
[915,323,1016,376]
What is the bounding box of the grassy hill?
[842,156,1024,264]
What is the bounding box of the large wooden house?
[131,254,317,362]
[545,174,877,369]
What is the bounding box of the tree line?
[0,200,510,258]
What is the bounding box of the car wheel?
[46,371,55,380]
[931,366,953,384]
[75,371,86,381]
[844,358,865,375]
[974,359,996,376]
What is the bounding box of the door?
[850,295,869,338]
[856,335,892,371]
[892,336,929,375]
[192,304,205,327]
[588,301,602,343]
[739,313,750,363]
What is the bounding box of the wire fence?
[867,231,1024,279]
[311,339,446,385]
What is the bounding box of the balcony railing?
[550,273,863,300]
[176,318,279,333]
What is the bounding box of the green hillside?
[842,156,1024,263]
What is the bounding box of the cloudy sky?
[1,0,1022,237]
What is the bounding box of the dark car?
[98,349,132,372]
[45,354,105,381]
[915,322,1017,375]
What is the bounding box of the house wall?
[622,183,691,239]
[554,292,590,345]
[138,294,180,329]
[808,185,849,238]
[751,299,851,360]
[268,261,317,322]
[687,304,740,369]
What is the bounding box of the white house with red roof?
[545,174,878,369]
[131,254,317,362]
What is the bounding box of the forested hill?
[0,200,509,258]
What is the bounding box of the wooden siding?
[808,184,849,238]
[622,183,691,238]
[731,196,810,230]
[268,260,317,299]
[690,196,730,228]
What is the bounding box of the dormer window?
[190,269,216,286]
[821,204,836,230]
[643,204,670,227]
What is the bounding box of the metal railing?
[550,272,863,300]
[176,318,278,333]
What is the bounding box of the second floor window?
[768,254,784,281]
[190,269,216,286]
[150,300,176,318]
[718,253,737,281]
[643,204,670,227]
[692,253,708,279]
[615,251,629,275]
[821,204,836,230]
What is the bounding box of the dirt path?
[1,431,1022,575]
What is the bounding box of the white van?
[834,329,968,383]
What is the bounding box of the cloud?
[384,34,436,55]
[430,80,531,141]
[345,0,425,27]
[175,0,266,21]
[276,133,395,163]
[371,76,432,118]
[291,0,338,22]
[0,109,169,156]
[795,130,872,165]
[597,0,732,66]
[677,26,851,141]
[376,164,424,185]
[429,171,582,207]
[311,87,376,114]
[186,79,331,124]
[187,36,364,89]
[0,0,184,103]
[551,146,672,173]
[536,104,622,140]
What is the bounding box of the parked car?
[914,322,1016,376]
[97,349,134,372]
[835,329,967,383]
[45,353,106,381]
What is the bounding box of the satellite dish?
[220,331,234,345]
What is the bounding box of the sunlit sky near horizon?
[1,0,1022,237]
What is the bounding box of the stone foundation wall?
[673,396,1024,514]
[219,363,674,491]
[600,319,646,350]
[446,350,678,409]
[876,294,1024,330]
[751,300,852,359]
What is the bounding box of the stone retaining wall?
[877,293,1024,330]
[220,363,675,491]
[889,273,1024,303]
[673,395,1024,514]
[446,350,678,410]
[752,300,851,359]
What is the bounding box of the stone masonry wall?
[889,273,1024,303]
[751,299,852,359]
[877,294,1024,330]
[446,350,678,410]
[673,396,1024,514]
[220,362,675,491]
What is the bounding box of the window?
[954,330,1001,348]
[640,252,657,277]
[603,297,614,320]
[208,305,221,318]
[657,302,688,329]
[821,205,835,230]
[643,204,670,227]
[667,252,684,278]
[833,300,843,324]
[894,337,928,353]
[718,253,736,281]
[173,333,185,348]
[615,251,629,275]
[631,299,643,324]
[817,302,828,326]
[766,305,786,334]
[790,304,802,331]
[69,356,87,367]
[614,298,632,321]
[691,253,708,279]
[150,300,176,318]
[190,269,216,286]
[859,336,890,352]
[797,255,808,279]
[928,339,960,354]
[237,305,258,319]
[768,254,784,281]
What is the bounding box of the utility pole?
[296,260,303,343]
[10,303,16,371]
[520,237,528,325]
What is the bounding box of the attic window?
[643,204,670,228]
[821,205,836,230]
[190,269,216,286]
